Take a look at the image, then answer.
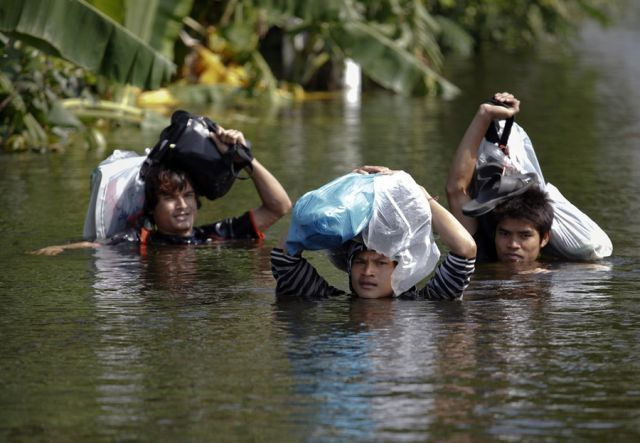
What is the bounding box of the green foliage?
[185,0,611,96]
[85,0,194,60]
[0,38,89,151]
[0,0,176,89]
[189,0,470,96]
[0,0,616,152]
[430,0,612,51]
[0,0,193,151]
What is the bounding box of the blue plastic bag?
[285,173,375,255]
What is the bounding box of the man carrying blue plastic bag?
[271,166,477,300]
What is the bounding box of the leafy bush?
[0,36,93,151]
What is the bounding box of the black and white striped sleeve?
[420,253,475,300]
[270,248,345,299]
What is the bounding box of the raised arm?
[352,165,476,258]
[445,92,520,235]
[246,159,292,232]
[211,127,292,232]
[422,188,477,259]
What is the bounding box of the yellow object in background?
[137,88,178,107]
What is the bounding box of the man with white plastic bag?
[446,92,612,264]
[271,166,477,300]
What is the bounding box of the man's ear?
[540,231,551,248]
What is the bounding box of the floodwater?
[2,13,640,442]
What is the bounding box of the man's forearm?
[446,106,494,196]
[248,159,292,231]
[445,105,496,235]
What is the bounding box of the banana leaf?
[0,0,175,90]
[87,0,194,60]
[329,21,459,97]
[265,0,459,96]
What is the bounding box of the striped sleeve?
[420,253,475,300]
[270,248,345,299]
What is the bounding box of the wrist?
[477,104,495,121]
[243,158,256,175]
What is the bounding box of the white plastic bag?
[544,184,613,260]
[478,121,545,182]
[478,121,612,260]
[83,150,146,241]
[363,172,440,295]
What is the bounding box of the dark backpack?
[140,110,253,200]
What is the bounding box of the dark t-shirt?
[108,211,263,245]
[474,213,498,262]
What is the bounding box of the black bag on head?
[140,110,253,200]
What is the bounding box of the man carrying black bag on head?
[32,111,292,255]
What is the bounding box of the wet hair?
[492,186,554,238]
[346,240,368,274]
[143,165,202,222]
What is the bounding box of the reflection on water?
[268,251,638,440]
[271,257,640,440]
[3,10,640,439]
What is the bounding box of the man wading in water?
[32,116,291,255]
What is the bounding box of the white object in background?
[343,58,361,105]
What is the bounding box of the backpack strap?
[229,141,254,179]
[484,98,514,156]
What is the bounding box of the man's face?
[153,182,198,236]
[495,217,549,263]
[350,250,396,298]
